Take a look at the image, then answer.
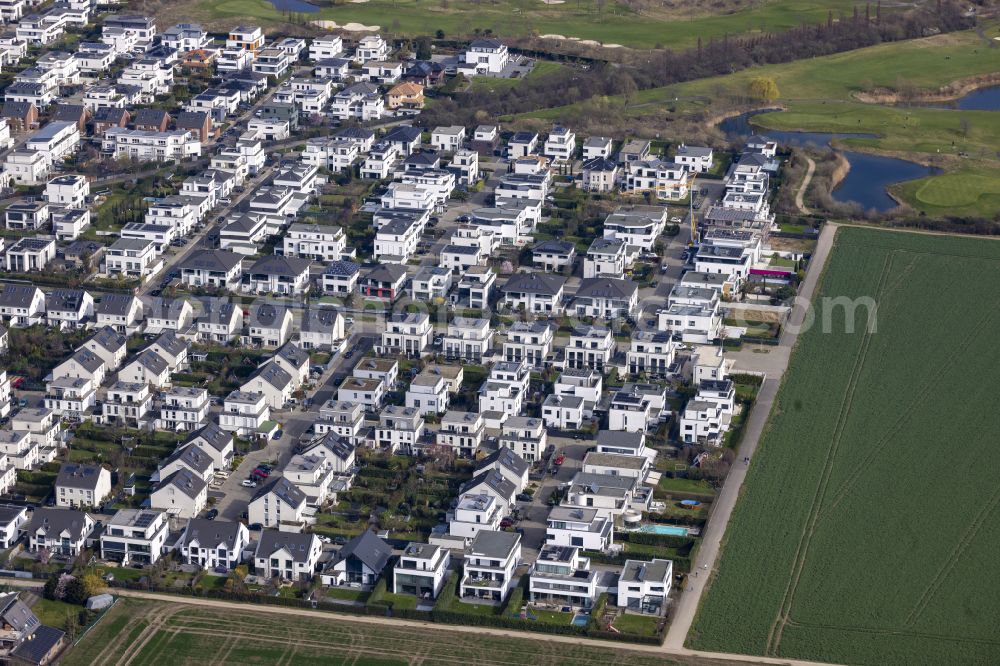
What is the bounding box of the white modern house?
[460,530,521,602]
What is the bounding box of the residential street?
[663,223,839,650]
[212,332,378,521]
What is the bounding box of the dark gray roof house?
[10,622,64,665]
[0,284,41,309]
[132,350,169,375]
[179,518,244,552]
[575,277,638,301]
[96,293,138,317]
[252,477,306,510]
[501,272,565,296]
[24,508,93,542]
[248,361,293,391]
[65,348,105,374]
[180,249,242,273]
[255,529,316,563]
[477,446,528,479]
[328,529,392,575]
[88,326,127,355]
[161,444,214,477]
[184,423,232,456]
[55,463,106,492]
[157,468,207,500]
[274,341,309,369]
[248,255,311,278]
[151,330,187,359]
[460,469,516,502]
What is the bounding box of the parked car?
[251,469,269,479]
[553,454,566,466]
[516,493,533,502]
[206,508,219,520]
[272,429,283,440]
[499,518,514,529]
[333,536,348,546]
[241,479,257,488]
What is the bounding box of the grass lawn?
[525,608,576,626]
[657,476,716,497]
[184,0,866,49]
[30,598,81,627]
[611,613,662,637]
[436,594,502,617]
[324,586,370,603]
[690,227,1000,665]
[375,592,420,610]
[64,597,704,666]
[892,166,1000,218]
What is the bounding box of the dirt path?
[796,156,816,215]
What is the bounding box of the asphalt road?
[212,332,377,521]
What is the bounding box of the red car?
[553,455,566,466]
[251,468,270,479]
[499,518,514,530]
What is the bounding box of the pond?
[719,110,938,212]
[270,0,320,12]
[954,86,1000,111]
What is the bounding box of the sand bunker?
[538,33,623,48]
[310,19,379,31]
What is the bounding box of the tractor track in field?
[765,251,895,656]
[823,304,995,516]
[903,483,1000,628]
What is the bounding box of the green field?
[65,597,722,666]
[689,227,1000,665]
[185,0,864,49]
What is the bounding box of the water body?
[270,0,320,12]
[955,86,1000,111]
[719,110,937,212]
[913,85,1000,111]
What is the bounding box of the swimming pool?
[637,524,689,537]
[571,614,589,627]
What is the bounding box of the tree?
[81,573,105,598]
[747,77,780,101]
[414,36,433,61]
[65,576,88,605]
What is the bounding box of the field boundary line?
[765,250,894,656]
[785,618,1000,647]
[903,483,1000,627]
[823,303,995,515]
